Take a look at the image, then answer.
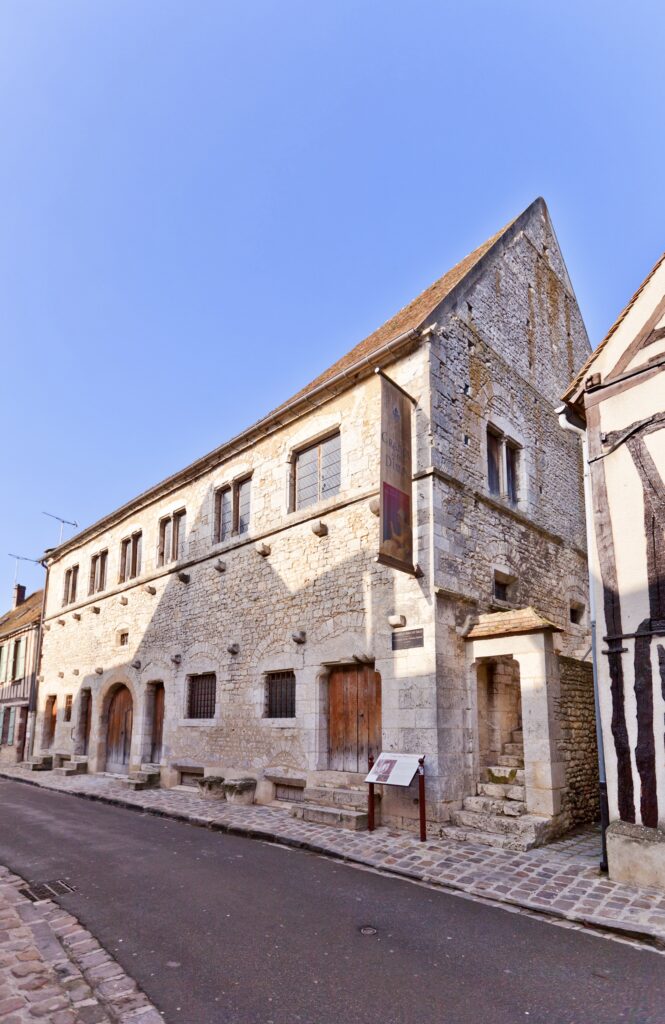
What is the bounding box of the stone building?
[34,197,596,846]
[562,251,665,886]
[0,586,43,766]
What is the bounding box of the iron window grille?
[186,673,217,719]
[64,695,73,722]
[265,671,296,719]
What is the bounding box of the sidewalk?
[2,765,665,952]
[0,863,161,1024]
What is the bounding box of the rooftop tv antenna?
[8,553,44,584]
[42,511,78,545]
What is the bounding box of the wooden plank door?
[151,684,165,763]
[328,666,381,772]
[83,691,92,755]
[106,686,133,774]
[44,696,57,749]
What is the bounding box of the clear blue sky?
[1,1,664,603]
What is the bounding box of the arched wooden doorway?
[106,686,133,774]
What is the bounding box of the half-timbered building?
[563,252,665,888]
[0,586,43,766]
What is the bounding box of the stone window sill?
[177,717,219,727]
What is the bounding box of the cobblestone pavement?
[2,766,665,951]
[0,863,162,1024]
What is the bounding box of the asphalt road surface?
[1,780,664,1024]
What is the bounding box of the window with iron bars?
[64,695,73,722]
[265,671,296,719]
[186,673,216,719]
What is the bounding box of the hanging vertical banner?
[377,372,414,573]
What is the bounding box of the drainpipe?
[27,558,50,760]
[557,404,609,871]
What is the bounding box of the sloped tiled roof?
[464,606,563,641]
[0,591,43,640]
[276,214,521,413]
[563,251,665,404]
[46,199,542,562]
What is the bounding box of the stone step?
[302,786,377,810]
[502,742,524,757]
[477,782,525,801]
[496,754,524,768]
[24,756,53,771]
[484,765,525,785]
[462,796,526,817]
[53,760,88,777]
[512,729,523,743]
[450,809,551,845]
[69,755,89,764]
[123,768,160,791]
[438,824,540,852]
[290,802,368,831]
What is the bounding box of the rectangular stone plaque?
[391,628,424,651]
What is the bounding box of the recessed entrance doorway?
[106,685,133,774]
[328,664,381,773]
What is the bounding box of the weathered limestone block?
[224,778,257,805]
[197,775,226,800]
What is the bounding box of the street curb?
[2,770,663,953]
[0,863,163,1023]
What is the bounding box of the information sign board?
[364,751,424,787]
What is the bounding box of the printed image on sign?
[365,752,424,787]
[378,375,413,573]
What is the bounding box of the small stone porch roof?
[463,606,563,641]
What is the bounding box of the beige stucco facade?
[36,198,595,837]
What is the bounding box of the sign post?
[418,756,426,842]
[367,754,375,833]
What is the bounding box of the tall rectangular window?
[64,695,73,722]
[506,444,519,505]
[265,671,296,719]
[487,429,501,496]
[159,510,186,566]
[11,637,25,681]
[63,565,79,606]
[186,673,216,719]
[214,487,233,543]
[295,433,341,510]
[89,551,108,594]
[236,477,251,535]
[214,479,251,543]
[120,532,142,582]
[0,644,7,684]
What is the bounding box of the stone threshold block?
[607,820,665,893]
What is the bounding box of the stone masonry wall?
[38,347,442,828]
[426,204,591,811]
[556,656,599,827]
